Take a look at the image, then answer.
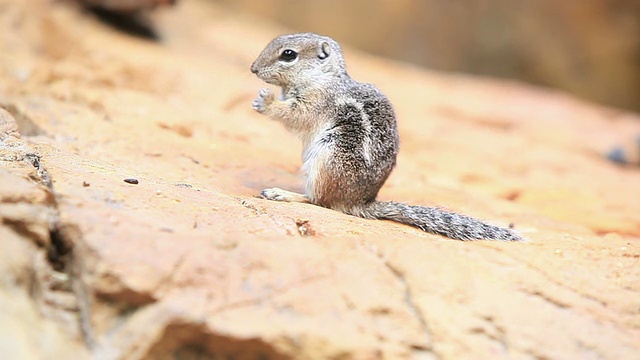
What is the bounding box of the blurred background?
[215,0,640,113]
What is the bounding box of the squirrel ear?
[318,42,331,59]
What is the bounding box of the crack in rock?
[489,246,608,308]
[27,154,96,348]
[1,116,94,351]
[238,198,299,236]
[152,251,189,297]
[521,289,570,309]
[382,260,437,358]
[468,315,508,352]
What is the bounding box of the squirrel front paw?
[252,88,275,114]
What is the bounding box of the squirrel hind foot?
[260,188,310,203]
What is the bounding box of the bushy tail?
[356,201,522,241]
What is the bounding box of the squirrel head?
[250,33,347,88]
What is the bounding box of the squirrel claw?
[260,187,297,202]
[252,88,274,113]
[260,187,282,201]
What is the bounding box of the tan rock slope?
[1,0,639,359]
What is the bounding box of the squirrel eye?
[279,49,298,62]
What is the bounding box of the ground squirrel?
[250,33,521,241]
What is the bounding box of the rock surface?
[218,0,640,113]
[0,0,639,359]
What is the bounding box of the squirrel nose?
[250,63,258,74]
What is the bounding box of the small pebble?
[295,218,315,236]
[606,147,627,164]
[124,178,139,185]
[82,181,90,187]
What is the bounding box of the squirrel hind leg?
[261,187,310,203]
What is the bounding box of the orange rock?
[0,0,639,359]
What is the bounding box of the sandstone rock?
[0,0,639,359]
[76,0,176,13]
[0,161,88,359]
[217,0,640,113]
[0,107,20,138]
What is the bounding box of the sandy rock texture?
[76,0,176,13]
[0,0,639,359]
[218,0,640,113]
